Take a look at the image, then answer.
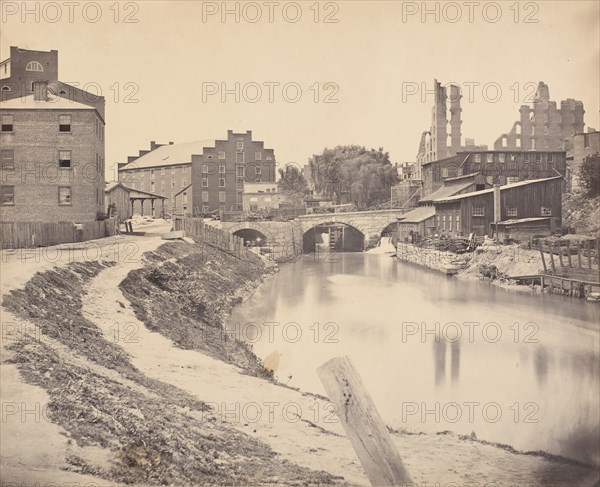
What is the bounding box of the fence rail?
[176,216,250,259]
[0,221,108,249]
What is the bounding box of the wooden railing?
[177,216,250,259]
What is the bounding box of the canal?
[227,252,600,466]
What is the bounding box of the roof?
[433,177,563,204]
[0,93,94,110]
[397,206,436,223]
[105,181,167,199]
[494,218,551,226]
[443,172,480,182]
[119,140,215,170]
[419,179,478,203]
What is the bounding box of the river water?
[227,252,600,466]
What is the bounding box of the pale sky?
[2,0,599,180]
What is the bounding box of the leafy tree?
[277,164,309,207]
[579,153,600,198]
[308,146,398,209]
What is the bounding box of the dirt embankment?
[119,241,278,379]
[3,245,339,485]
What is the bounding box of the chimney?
[493,183,502,222]
[33,81,48,101]
[150,140,157,150]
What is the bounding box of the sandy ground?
[0,218,172,485]
[2,224,599,486]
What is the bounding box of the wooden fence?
[0,221,108,249]
[177,217,250,259]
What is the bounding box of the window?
[59,150,71,168]
[507,176,519,184]
[507,206,518,217]
[150,181,155,190]
[237,141,244,150]
[473,205,485,216]
[456,215,460,232]
[182,178,187,186]
[150,170,155,179]
[59,115,71,132]
[202,164,209,174]
[535,153,542,163]
[266,156,272,161]
[541,206,552,216]
[523,153,529,162]
[161,168,165,175]
[182,206,188,212]
[442,215,446,230]
[140,181,144,190]
[474,154,481,163]
[256,166,262,175]
[183,166,188,173]
[58,186,72,205]
[202,178,208,187]
[219,191,226,203]
[498,153,505,163]
[161,181,165,190]
[486,176,494,185]
[236,152,244,163]
[1,185,14,205]
[219,165,225,173]
[171,180,175,188]
[457,167,463,176]
[442,167,448,178]
[219,178,225,187]
[548,153,554,163]
[183,192,188,204]
[171,167,176,174]
[1,115,13,132]
[207,155,213,159]
[255,152,262,160]
[1,149,14,170]
[25,61,43,72]
[1,86,11,92]
[516,138,521,148]
[140,171,144,178]
[448,214,453,230]
[236,166,244,177]
[486,153,494,163]
[218,151,225,159]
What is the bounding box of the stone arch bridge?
[217,209,406,260]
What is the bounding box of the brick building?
[117,140,210,216]
[421,150,566,197]
[569,129,600,191]
[493,82,585,152]
[433,177,563,238]
[1,80,105,223]
[190,130,276,214]
[243,182,280,212]
[118,130,276,216]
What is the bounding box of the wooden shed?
[105,182,167,221]
[433,176,563,238]
[396,206,436,243]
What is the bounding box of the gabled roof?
[419,179,479,204]
[119,140,216,170]
[0,93,94,110]
[105,181,167,199]
[397,206,436,223]
[433,177,563,204]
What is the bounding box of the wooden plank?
[548,243,556,272]
[557,242,564,268]
[317,356,413,486]
[588,241,592,270]
[577,240,582,268]
[567,241,572,267]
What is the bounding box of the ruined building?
[493,82,585,152]
[415,79,487,179]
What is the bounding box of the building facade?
[1,80,105,223]
[190,130,276,214]
[421,150,566,197]
[243,182,279,212]
[493,82,585,152]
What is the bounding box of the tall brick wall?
[0,108,105,222]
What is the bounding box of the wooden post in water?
[548,242,557,273]
[566,241,572,267]
[539,242,548,273]
[557,241,564,268]
[577,240,582,268]
[317,356,413,486]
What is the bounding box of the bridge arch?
[301,221,365,253]
[228,224,274,246]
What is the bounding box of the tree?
[278,164,309,207]
[579,153,600,198]
[308,146,398,209]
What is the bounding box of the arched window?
[1,86,11,91]
[25,61,44,72]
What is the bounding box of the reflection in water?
[228,254,599,466]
